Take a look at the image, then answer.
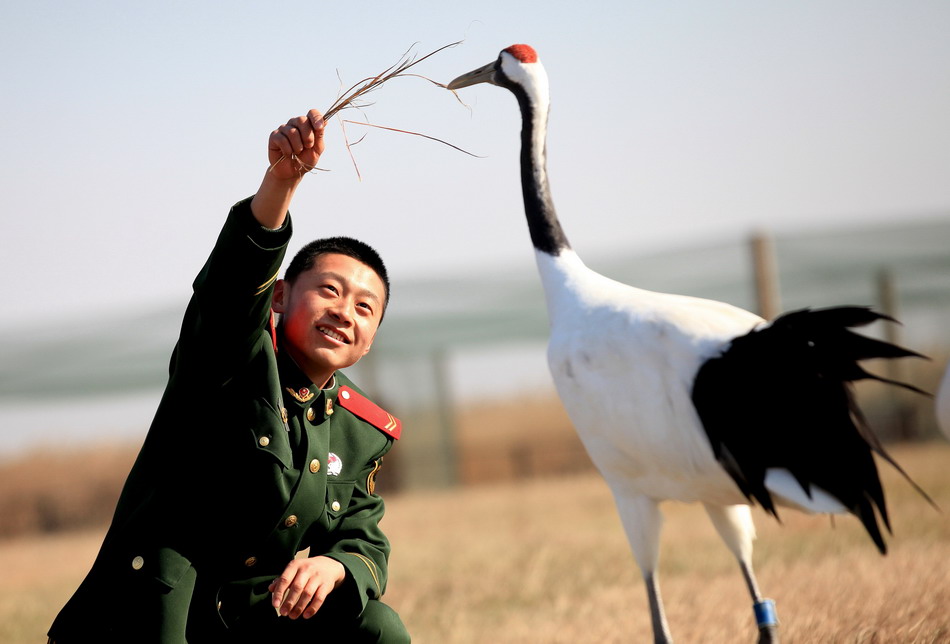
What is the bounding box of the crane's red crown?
[504,44,538,64]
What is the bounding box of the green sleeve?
[173,197,292,383]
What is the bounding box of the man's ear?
[272,279,288,314]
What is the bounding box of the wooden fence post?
[750,232,781,320]
[876,269,917,439]
[432,348,459,485]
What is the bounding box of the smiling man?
[48,110,410,643]
[275,243,387,386]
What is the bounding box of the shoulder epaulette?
[337,386,402,440]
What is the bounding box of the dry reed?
[271,41,474,180]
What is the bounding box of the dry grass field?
[2,442,948,643]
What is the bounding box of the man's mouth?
[318,326,350,344]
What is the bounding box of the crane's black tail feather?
[691,305,932,554]
[851,402,940,512]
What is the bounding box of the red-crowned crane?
[448,44,928,644]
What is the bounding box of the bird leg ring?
[754,599,779,644]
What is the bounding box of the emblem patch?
[286,387,315,403]
[327,452,343,476]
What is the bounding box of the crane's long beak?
[447,61,497,89]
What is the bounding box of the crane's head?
[448,44,544,93]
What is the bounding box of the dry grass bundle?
[273,41,475,179]
[321,40,463,123]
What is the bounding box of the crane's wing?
[690,306,929,554]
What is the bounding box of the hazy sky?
[2,0,949,331]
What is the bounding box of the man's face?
[273,253,386,387]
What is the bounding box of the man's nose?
[328,300,354,323]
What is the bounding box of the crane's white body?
[538,250,853,519]
[539,249,759,505]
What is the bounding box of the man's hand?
[251,109,326,229]
[268,555,346,620]
[267,109,326,180]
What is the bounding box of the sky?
[2,0,949,332]
[1,1,950,458]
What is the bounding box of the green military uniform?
[48,198,409,643]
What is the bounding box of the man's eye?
[322,285,339,295]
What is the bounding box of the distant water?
[0,342,555,461]
[0,391,158,461]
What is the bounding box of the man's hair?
[284,236,391,318]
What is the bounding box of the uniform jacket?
[49,198,401,643]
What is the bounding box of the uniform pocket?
[126,545,193,591]
[325,481,356,528]
[246,398,293,469]
[216,575,278,632]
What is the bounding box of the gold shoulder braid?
[367,458,383,495]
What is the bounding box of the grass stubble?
[383,441,950,643]
[3,443,947,644]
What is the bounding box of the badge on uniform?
[286,386,315,403]
[327,452,343,476]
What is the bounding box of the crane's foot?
[757,624,779,644]
[754,599,779,644]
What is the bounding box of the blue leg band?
[754,599,778,627]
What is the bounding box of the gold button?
[131,556,144,570]
[244,556,257,567]
[306,407,316,422]
[258,436,270,447]
[331,501,341,512]
[309,459,320,473]
[281,407,288,423]
[284,515,298,528]
[325,399,334,415]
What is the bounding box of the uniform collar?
[276,340,339,407]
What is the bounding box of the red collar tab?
[269,310,278,352]
[337,386,402,440]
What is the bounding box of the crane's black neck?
[509,82,571,256]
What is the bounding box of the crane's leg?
[704,504,779,644]
[613,493,673,644]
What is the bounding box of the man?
[48,109,410,643]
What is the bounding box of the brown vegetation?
[0,445,135,538]
[455,393,594,484]
[2,442,949,643]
